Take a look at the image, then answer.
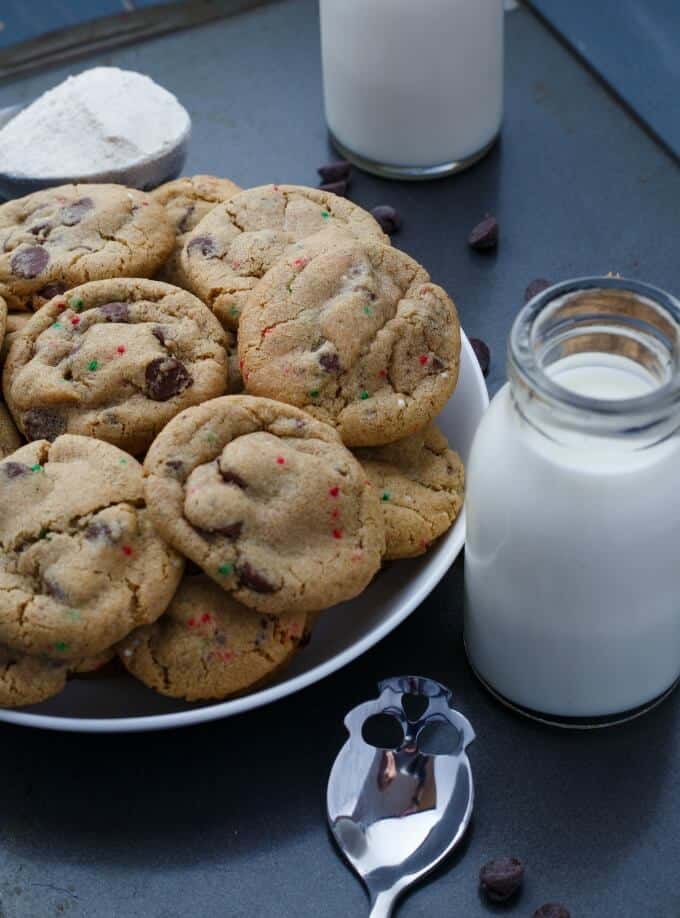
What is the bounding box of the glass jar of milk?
[319,0,504,179]
[465,277,680,726]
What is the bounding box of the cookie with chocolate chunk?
[0,435,184,662]
[239,233,460,446]
[180,183,388,329]
[143,395,384,615]
[119,574,309,701]
[354,423,464,559]
[152,174,241,286]
[0,183,174,311]
[3,278,229,455]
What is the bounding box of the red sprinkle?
[378,369,387,378]
[239,359,244,370]
[419,354,429,365]
[56,300,66,311]
[71,316,80,326]
[329,486,339,497]
[332,529,343,540]
[188,618,196,628]
[263,325,275,336]
[293,257,309,269]
[122,545,133,557]
[117,345,126,355]
[276,456,285,465]
[331,508,339,520]
[201,613,211,623]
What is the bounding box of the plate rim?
[0,331,489,733]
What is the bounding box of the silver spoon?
[327,676,475,917]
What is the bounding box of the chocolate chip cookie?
[0,435,184,660]
[0,401,21,458]
[239,233,461,446]
[144,395,384,615]
[119,574,308,701]
[0,183,175,311]
[180,184,388,329]
[0,643,69,707]
[152,174,241,285]
[3,278,229,455]
[354,423,464,559]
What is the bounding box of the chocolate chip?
[219,468,247,488]
[85,521,113,542]
[216,522,243,540]
[479,857,524,903]
[165,459,184,475]
[3,461,31,479]
[533,905,571,918]
[186,235,218,258]
[431,356,444,371]
[99,302,129,322]
[11,245,49,278]
[23,409,66,442]
[319,180,349,197]
[215,632,227,645]
[177,203,195,234]
[60,197,94,226]
[370,205,401,235]
[468,215,498,251]
[30,222,52,237]
[524,277,553,303]
[152,326,168,346]
[44,576,68,603]
[145,357,193,401]
[238,562,276,594]
[318,160,351,183]
[319,352,341,373]
[38,282,66,300]
[469,338,490,378]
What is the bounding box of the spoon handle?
[369,889,398,917]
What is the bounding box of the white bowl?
[0,331,489,732]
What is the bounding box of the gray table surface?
[1,2,679,916]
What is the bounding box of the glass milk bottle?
[319,0,504,179]
[465,278,680,726]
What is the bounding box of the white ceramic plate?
[0,332,489,732]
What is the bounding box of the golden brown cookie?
[239,233,461,447]
[0,435,184,661]
[3,278,229,455]
[180,184,388,329]
[119,574,309,701]
[355,423,464,559]
[144,395,384,615]
[0,644,69,707]
[152,174,241,286]
[0,184,174,310]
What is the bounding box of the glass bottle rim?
[509,276,680,436]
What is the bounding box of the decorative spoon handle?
[369,890,397,917]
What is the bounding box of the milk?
[319,0,504,174]
[465,353,680,721]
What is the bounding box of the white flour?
[0,67,190,179]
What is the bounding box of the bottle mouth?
[509,276,680,441]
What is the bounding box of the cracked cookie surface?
[144,395,384,615]
[180,184,388,329]
[0,435,184,661]
[0,183,175,311]
[3,278,229,455]
[152,174,241,286]
[239,234,461,446]
[118,573,308,701]
[355,423,464,559]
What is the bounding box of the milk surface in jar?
[464,278,680,726]
[319,0,504,179]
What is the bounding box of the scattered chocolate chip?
[145,357,193,401]
[524,277,553,303]
[186,235,218,258]
[38,282,66,300]
[44,576,68,603]
[177,203,195,234]
[319,180,349,197]
[85,521,113,542]
[370,205,401,235]
[479,857,524,903]
[216,522,243,540]
[99,302,129,322]
[469,338,490,378]
[60,197,94,226]
[468,215,498,251]
[152,326,168,346]
[238,562,276,594]
[23,408,66,442]
[3,461,31,479]
[431,356,444,371]
[319,352,341,373]
[533,905,571,918]
[318,160,351,183]
[219,468,247,488]
[11,245,49,278]
[215,632,227,645]
[165,459,184,474]
[30,222,52,237]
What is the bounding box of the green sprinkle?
[363,306,372,316]
[218,563,233,576]
[54,641,69,653]
[52,321,63,330]
[360,390,369,400]
[309,388,320,398]
[321,210,330,220]
[66,610,81,622]
[381,491,391,502]
[206,431,217,444]
[87,359,99,372]
[70,297,84,311]
[30,464,43,473]
[118,458,128,465]
[230,307,239,318]
[39,528,49,539]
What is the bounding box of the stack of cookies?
[0,178,464,708]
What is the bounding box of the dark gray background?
[0,2,679,916]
